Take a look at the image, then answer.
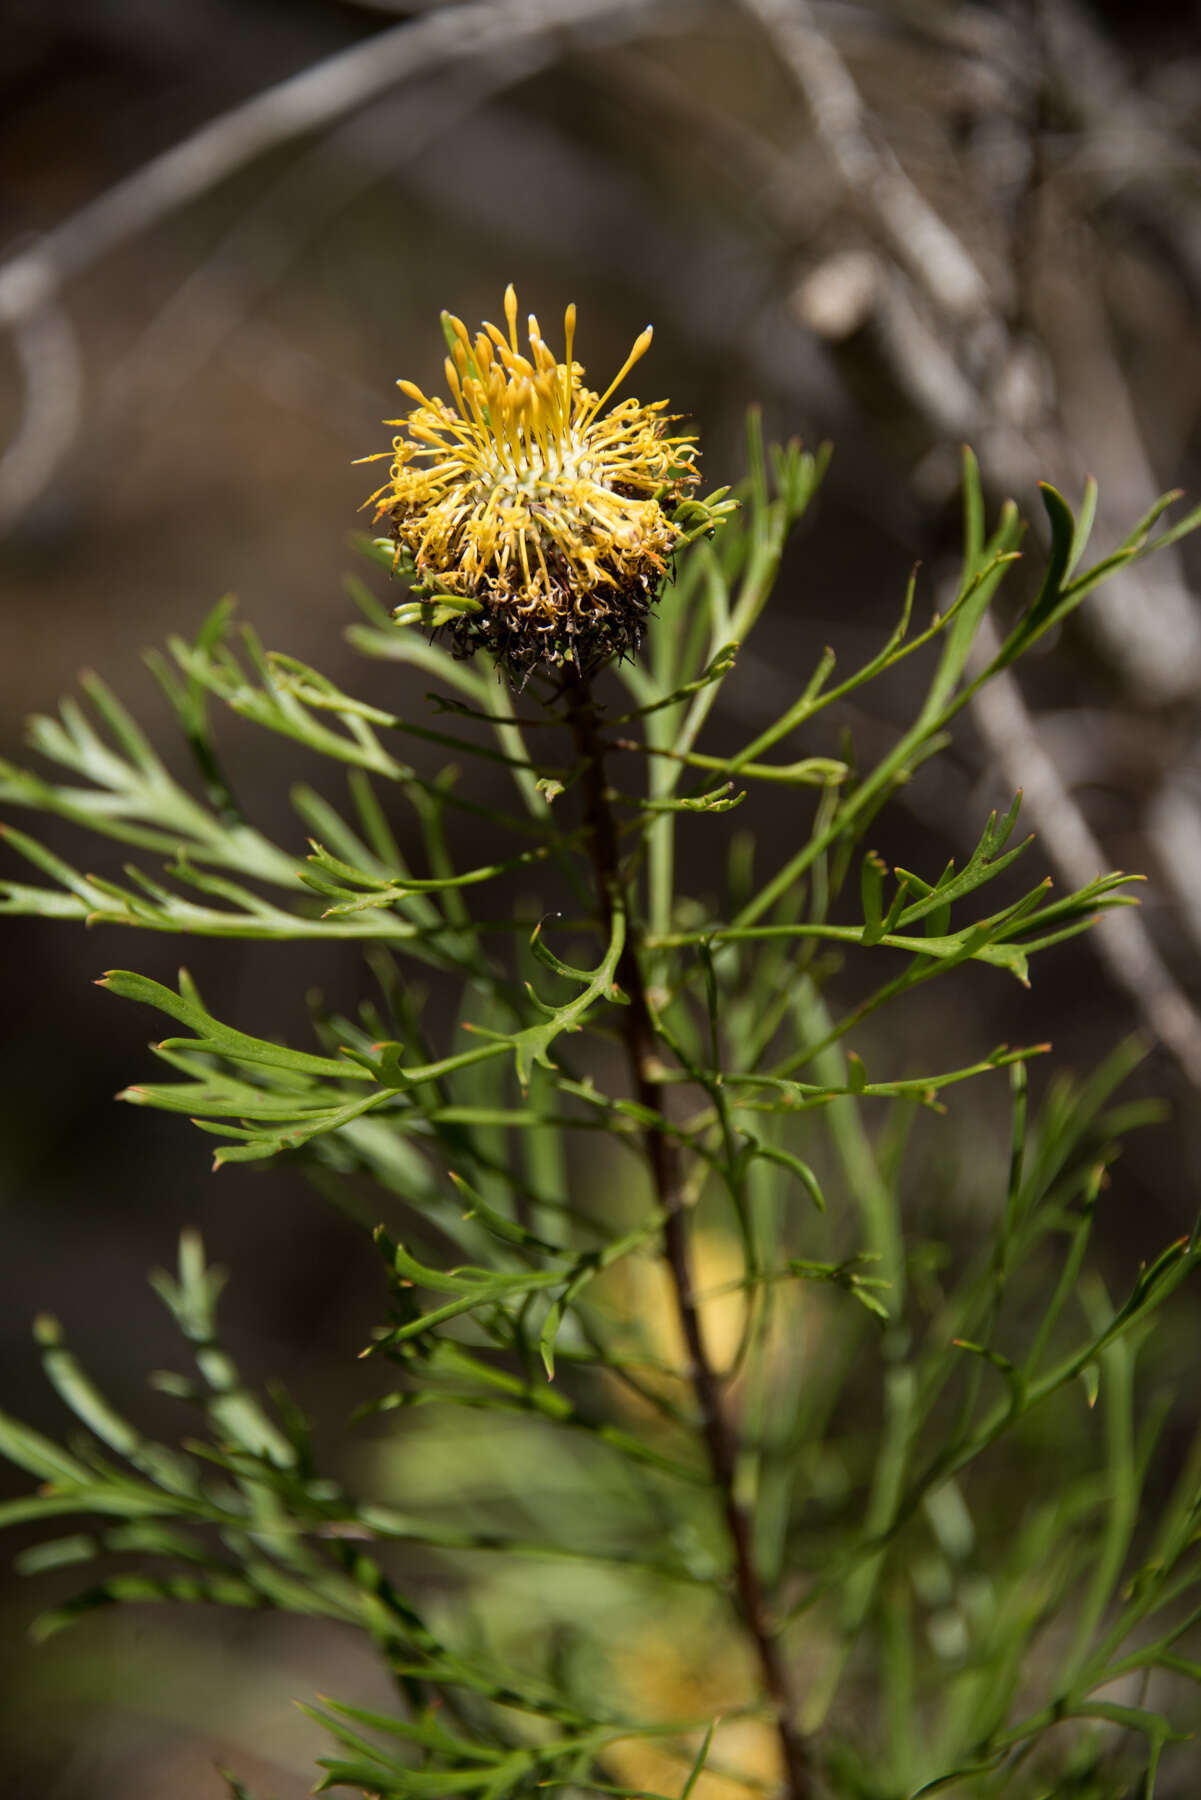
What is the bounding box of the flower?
[361,286,724,679]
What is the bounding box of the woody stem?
[563,672,814,1800]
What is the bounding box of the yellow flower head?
[362,286,723,678]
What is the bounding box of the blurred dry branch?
[0,295,82,534]
[734,0,1201,1093]
[98,65,553,441]
[741,0,997,331]
[970,613,1201,1093]
[0,0,698,529]
[1042,0,1201,299]
[0,0,685,332]
[745,0,1201,701]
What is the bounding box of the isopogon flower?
[361,287,730,679]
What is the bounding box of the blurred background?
[3,0,1201,1792]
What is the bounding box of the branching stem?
[563,673,813,1800]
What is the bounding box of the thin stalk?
[563,673,814,1800]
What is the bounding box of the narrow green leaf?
[100,969,373,1081]
[741,1134,825,1210]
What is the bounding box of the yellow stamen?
[362,289,710,677]
[563,302,577,421]
[444,358,466,418]
[586,325,654,423]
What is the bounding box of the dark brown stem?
[563,674,814,1800]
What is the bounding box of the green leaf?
[218,1773,263,1800]
[739,1134,825,1210]
[539,1263,598,1381]
[0,1410,94,1487]
[33,1314,195,1494]
[31,1570,266,1641]
[101,968,373,1081]
[679,1719,718,1800]
[510,907,628,1088]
